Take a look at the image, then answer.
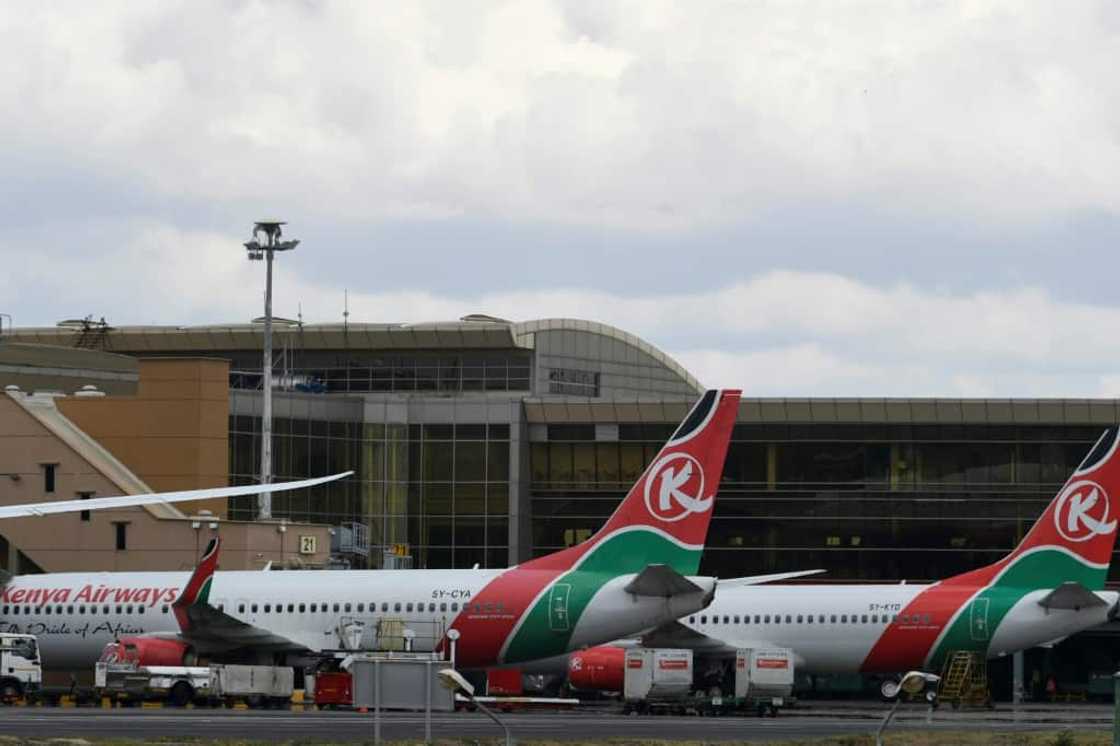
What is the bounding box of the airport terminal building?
[2,316,1118,694]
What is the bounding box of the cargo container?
[622,648,693,713]
[733,648,794,715]
[487,668,523,696]
[312,671,353,709]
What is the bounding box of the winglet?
[173,537,220,630]
[624,564,703,597]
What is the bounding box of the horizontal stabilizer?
[0,471,353,520]
[720,569,826,587]
[1038,581,1108,611]
[624,564,702,597]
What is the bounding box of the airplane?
[610,424,1120,692]
[0,388,803,673]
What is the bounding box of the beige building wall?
[57,358,230,518]
[0,360,331,574]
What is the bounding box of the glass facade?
[530,423,1109,582]
[229,415,512,569]
[226,351,531,393]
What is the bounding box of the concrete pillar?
[508,416,530,565]
[1013,650,1024,705]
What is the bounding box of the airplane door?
[969,598,990,642]
[548,584,571,632]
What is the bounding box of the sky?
[2,1,1119,396]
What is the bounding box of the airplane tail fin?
[172,537,220,629]
[526,389,741,576]
[957,426,1120,591]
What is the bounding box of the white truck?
[95,660,294,708]
[0,634,41,704]
[622,648,694,714]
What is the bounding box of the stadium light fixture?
[244,220,300,521]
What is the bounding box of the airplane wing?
[165,537,308,655]
[640,620,727,650]
[640,566,824,654]
[719,569,826,587]
[0,472,353,520]
[639,620,787,660]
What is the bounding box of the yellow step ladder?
[937,650,991,708]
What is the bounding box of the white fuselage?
[685,584,1116,674]
[0,569,498,670]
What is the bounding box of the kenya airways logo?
[643,453,711,523]
[1054,480,1117,543]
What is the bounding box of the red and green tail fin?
[953,426,1120,591]
[172,537,220,630]
[524,388,742,576]
[863,428,1120,672]
[449,389,741,667]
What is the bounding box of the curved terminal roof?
[512,318,703,395]
[5,317,703,394]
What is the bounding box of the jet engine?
[100,637,196,667]
[568,645,625,692]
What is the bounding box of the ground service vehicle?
[95,644,294,707]
[0,634,41,703]
[310,671,352,709]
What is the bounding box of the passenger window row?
[689,612,933,626]
[227,600,501,615]
[2,604,159,616]
[2,598,503,619]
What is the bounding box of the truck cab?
[0,634,42,703]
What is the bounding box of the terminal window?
[547,368,600,397]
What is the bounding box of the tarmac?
[0,702,1112,742]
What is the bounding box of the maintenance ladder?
[938,650,992,708]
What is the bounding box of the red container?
[314,672,353,707]
[486,668,523,696]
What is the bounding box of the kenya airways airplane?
[0,389,814,672]
[637,425,1120,681]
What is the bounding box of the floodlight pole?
[244,221,300,521]
[261,243,275,519]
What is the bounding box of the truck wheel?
[0,680,21,704]
[168,682,194,708]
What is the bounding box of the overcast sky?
[2,1,1119,396]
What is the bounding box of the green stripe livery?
[502,529,700,663]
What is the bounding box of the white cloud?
[1,2,1118,230]
[3,4,1119,399]
[7,220,1120,397]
